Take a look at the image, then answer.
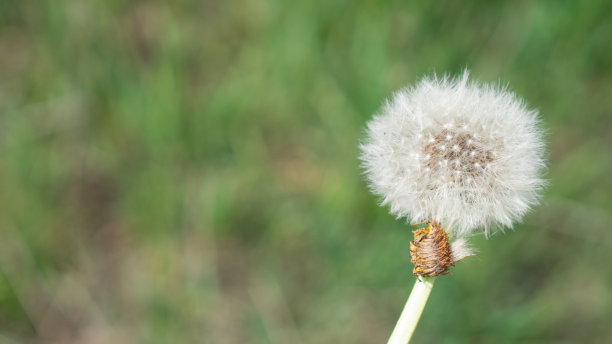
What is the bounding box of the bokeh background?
[1,1,612,343]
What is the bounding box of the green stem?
[387,277,436,344]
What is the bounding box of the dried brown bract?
[410,221,474,277]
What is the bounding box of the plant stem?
[387,277,436,344]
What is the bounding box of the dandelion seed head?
[359,71,546,236]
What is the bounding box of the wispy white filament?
[360,71,546,236]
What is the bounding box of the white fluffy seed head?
[360,71,546,237]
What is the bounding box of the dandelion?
[359,71,546,343]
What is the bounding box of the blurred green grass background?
[1,0,612,343]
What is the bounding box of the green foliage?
[1,0,611,342]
